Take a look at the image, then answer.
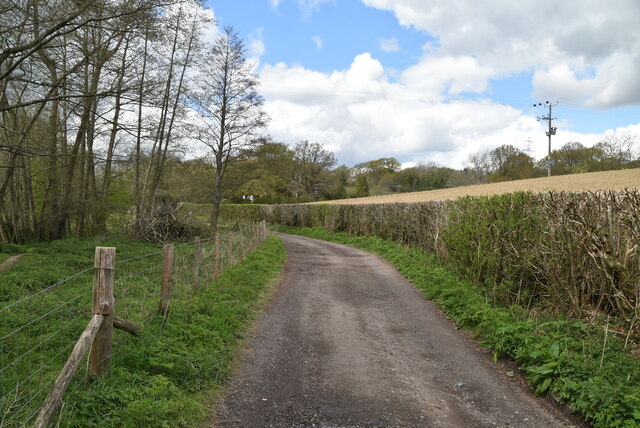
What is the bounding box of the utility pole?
[534,101,558,177]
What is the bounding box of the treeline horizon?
[162,132,640,205]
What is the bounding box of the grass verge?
[53,235,287,427]
[279,226,640,428]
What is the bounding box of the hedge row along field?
[224,190,640,337]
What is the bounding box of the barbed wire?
[0,317,76,376]
[115,249,164,265]
[1,340,75,424]
[115,262,164,285]
[0,267,93,314]
[0,290,91,342]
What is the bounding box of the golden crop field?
[317,168,640,205]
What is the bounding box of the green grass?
[0,233,284,427]
[59,236,286,427]
[0,237,164,301]
[279,226,640,428]
[1,237,166,426]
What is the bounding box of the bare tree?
[139,3,211,218]
[0,1,246,243]
[0,0,174,242]
[190,26,267,232]
[598,131,639,166]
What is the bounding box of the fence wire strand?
[0,224,268,427]
[0,267,93,314]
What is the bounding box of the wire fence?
[0,222,267,427]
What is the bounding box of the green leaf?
[535,377,552,395]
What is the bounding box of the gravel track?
[212,234,583,428]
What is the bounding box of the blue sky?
[212,0,429,73]
[206,0,640,168]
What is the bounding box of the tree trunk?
[134,28,149,221]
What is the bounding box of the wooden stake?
[227,234,233,266]
[113,316,140,336]
[34,315,104,428]
[261,220,267,241]
[88,246,116,378]
[193,236,201,291]
[159,244,174,315]
[213,233,220,280]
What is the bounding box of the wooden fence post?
[227,234,233,267]
[159,244,174,315]
[213,233,220,280]
[239,229,244,261]
[250,222,255,250]
[193,237,201,292]
[88,246,116,378]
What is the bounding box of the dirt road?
[213,234,581,428]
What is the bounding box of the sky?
[205,0,640,169]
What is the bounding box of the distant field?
[316,168,640,205]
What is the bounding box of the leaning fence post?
[159,244,174,315]
[227,234,233,267]
[213,233,220,280]
[250,222,256,250]
[88,246,116,378]
[193,237,201,292]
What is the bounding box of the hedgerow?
[236,191,640,327]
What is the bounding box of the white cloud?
[378,37,400,52]
[312,36,323,51]
[249,27,266,58]
[360,0,640,108]
[269,0,282,8]
[260,51,639,168]
[400,56,495,100]
[199,7,219,45]
[533,52,640,108]
[296,0,335,18]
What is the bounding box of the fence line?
[0,221,268,427]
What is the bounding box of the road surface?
[213,234,581,428]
